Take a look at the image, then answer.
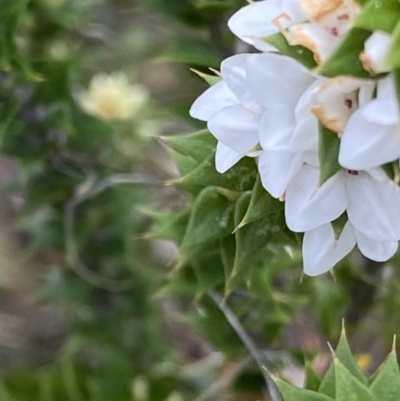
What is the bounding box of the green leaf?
[168,148,199,177]
[318,28,371,78]
[387,22,400,68]
[180,187,235,256]
[319,125,341,185]
[335,327,369,385]
[220,235,236,280]
[156,264,198,297]
[237,174,283,229]
[191,68,222,86]
[318,364,335,398]
[192,245,226,296]
[334,359,377,401]
[227,192,294,293]
[304,362,322,392]
[319,328,368,397]
[146,209,191,244]
[355,0,400,34]
[264,33,317,69]
[175,152,257,192]
[161,130,217,162]
[370,349,400,401]
[274,377,334,401]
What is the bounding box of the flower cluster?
[190,0,400,276]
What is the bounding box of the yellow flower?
[356,353,373,371]
[78,73,149,120]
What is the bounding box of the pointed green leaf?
[334,359,377,401]
[318,28,371,78]
[355,0,400,34]
[304,362,322,392]
[335,328,369,385]
[264,33,317,69]
[147,209,190,244]
[274,377,334,401]
[192,245,226,297]
[370,350,400,401]
[191,68,221,86]
[238,174,283,228]
[220,235,236,280]
[176,152,257,192]
[227,192,295,292]
[180,187,235,255]
[319,125,341,185]
[168,148,199,177]
[318,363,335,398]
[161,130,217,162]
[156,264,197,298]
[387,23,400,69]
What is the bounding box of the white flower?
[78,73,148,120]
[360,31,392,74]
[285,164,400,242]
[245,53,315,197]
[303,221,397,276]
[258,76,319,197]
[339,75,400,170]
[310,75,375,133]
[228,0,360,62]
[190,53,314,176]
[228,0,306,51]
[190,54,261,173]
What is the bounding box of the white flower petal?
[355,229,398,262]
[339,108,400,170]
[286,23,338,62]
[358,81,376,107]
[291,114,318,152]
[282,0,307,21]
[285,166,347,232]
[228,0,305,51]
[303,222,356,276]
[245,53,314,109]
[215,142,243,173]
[208,104,260,153]
[311,76,369,133]
[346,172,400,241]
[294,78,325,121]
[189,81,238,121]
[221,55,261,112]
[258,150,303,198]
[362,76,399,126]
[259,107,295,151]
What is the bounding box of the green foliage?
[355,0,400,34]
[318,125,341,185]
[264,33,318,69]
[318,28,372,78]
[275,331,400,401]
[387,23,400,69]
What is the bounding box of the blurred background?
[1,0,400,400]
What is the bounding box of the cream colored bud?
[361,31,392,74]
[131,376,149,401]
[78,72,149,121]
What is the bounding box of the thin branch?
[209,291,282,401]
